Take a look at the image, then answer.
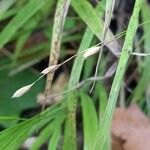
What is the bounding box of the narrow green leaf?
[97,83,108,118]
[63,27,94,150]
[0,103,64,150]
[48,126,61,150]
[80,92,98,150]
[0,0,17,19]
[0,116,26,121]
[48,116,64,150]
[71,0,120,54]
[31,114,64,150]
[30,122,53,150]
[133,1,150,101]
[12,1,54,66]
[0,0,48,49]
[63,2,106,149]
[94,0,143,149]
[0,117,42,150]
[0,8,17,21]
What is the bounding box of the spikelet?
[12,84,33,98]
[83,46,100,58]
[41,65,60,75]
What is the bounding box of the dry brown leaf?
[112,103,150,150]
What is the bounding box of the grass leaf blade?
[94,0,143,149]
[80,92,98,150]
[0,0,47,49]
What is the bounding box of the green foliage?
[31,113,65,150]
[0,0,50,48]
[133,1,150,102]
[63,27,94,150]
[63,1,107,148]
[80,91,98,150]
[0,69,44,127]
[48,115,64,150]
[0,0,147,149]
[94,0,143,149]
[0,0,17,20]
[0,103,64,150]
[71,0,120,53]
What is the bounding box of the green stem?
[94,0,143,149]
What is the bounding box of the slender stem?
[90,0,116,93]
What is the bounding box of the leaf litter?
[112,104,150,150]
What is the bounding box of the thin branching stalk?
[90,0,116,93]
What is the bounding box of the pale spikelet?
[83,46,100,58]
[12,84,33,98]
[41,65,60,75]
[132,52,150,56]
